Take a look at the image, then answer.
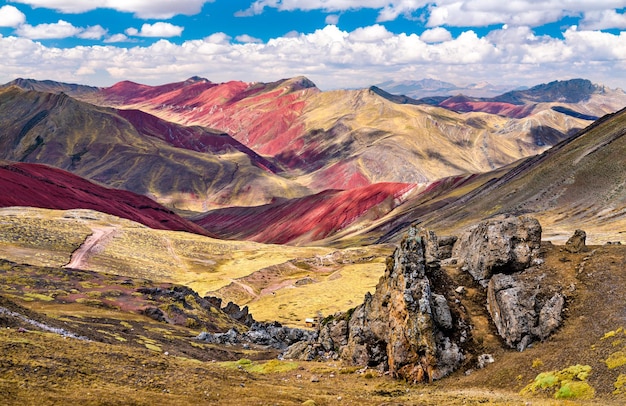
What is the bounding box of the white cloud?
[348,24,393,43]
[0,5,26,27]
[15,19,109,40]
[77,25,107,40]
[234,0,626,28]
[581,9,626,30]
[104,33,129,43]
[325,14,340,25]
[235,34,262,44]
[10,0,214,19]
[126,22,184,38]
[1,24,626,92]
[16,20,81,39]
[420,27,452,43]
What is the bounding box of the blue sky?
[0,1,625,90]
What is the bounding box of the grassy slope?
[416,107,626,244]
[0,207,388,326]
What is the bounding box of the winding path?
[64,226,116,269]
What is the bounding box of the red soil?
[195,182,416,244]
[440,98,536,118]
[0,162,211,236]
[102,79,316,163]
[117,109,280,173]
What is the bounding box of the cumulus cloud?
[10,0,214,19]
[581,9,626,30]
[348,24,393,43]
[126,22,184,38]
[15,20,109,40]
[0,5,26,27]
[420,27,452,43]
[325,14,340,25]
[77,25,107,40]
[236,0,428,21]
[16,20,82,39]
[104,33,129,43]
[1,24,626,92]
[234,0,626,29]
[235,34,262,43]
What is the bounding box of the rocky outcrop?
[284,215,566,380]
[565,229,587,253]
[453,215,565,351]
[285,226,469,382]
[197,322,316,350]
[487,274,564,351]
[453,215,542,285]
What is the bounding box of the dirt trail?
[64,226,117,269]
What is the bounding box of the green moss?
[246,359,298,374]
[613,374,626,395]
[521,365,594,400]
[144,343,161,352]
[220,358,298,374]
[555,381,595,399]
[236,358,252,366]
[23,293,54,302]
[75,298,103,306]
[602,327,624,340]
[605,350,626,369]
[532,358,544,368]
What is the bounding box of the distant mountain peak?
[2,78,100,96]
[494,78,600,104]
[185,76,211,84]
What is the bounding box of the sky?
[0,1,625,90]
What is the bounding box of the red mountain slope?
[99,76,319,158]
[439,95,537,118]
[116,109,280,173]
[195,182,416,244]
[0,162,211,236]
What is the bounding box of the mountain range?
[2,76,626,245]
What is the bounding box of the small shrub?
[532,358,544,368]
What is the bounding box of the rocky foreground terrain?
[2,214,626,404]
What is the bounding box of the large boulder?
[487,274,564,351]
[452,215,542,285]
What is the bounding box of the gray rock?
[487,273,565,351]
[438,235,458,260]
[453,215,542,284]
[296,226,468,383]
[476,354,494,369]
[565,229,587,253]
[431,294,453,330]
